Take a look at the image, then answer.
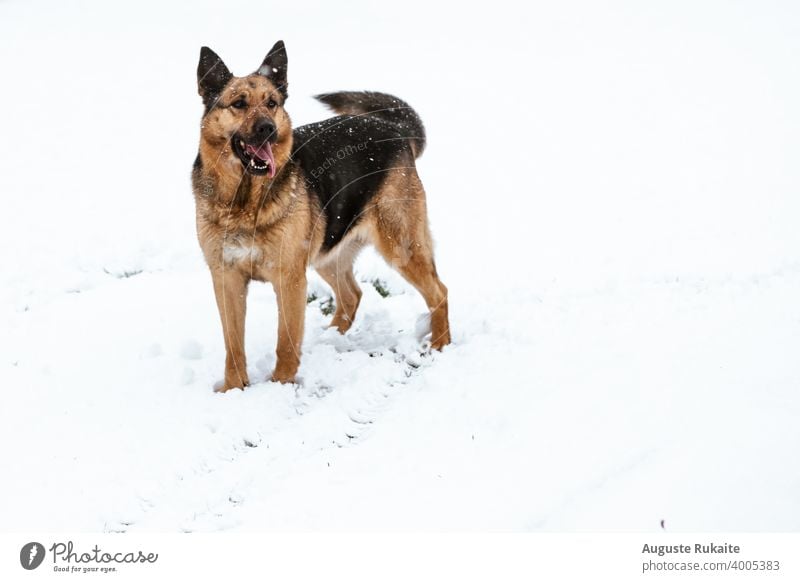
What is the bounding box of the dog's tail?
[314,91,426,158]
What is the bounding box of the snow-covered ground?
[1,0,799,531]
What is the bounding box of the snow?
[1,0,799,532]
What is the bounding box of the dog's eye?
[267,99,278,109]
[231,99,247,109]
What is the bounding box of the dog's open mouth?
[232,137,276,178]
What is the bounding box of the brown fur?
[193,75,449,391]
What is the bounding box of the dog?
[193,40,450,391]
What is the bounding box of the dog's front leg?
[211,267,250,391]
[271,270,307,383]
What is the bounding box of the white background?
[1,0,799,532]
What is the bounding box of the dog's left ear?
[257,40,288,98]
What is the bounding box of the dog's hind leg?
[315,240,364,333]
[380,239,450,350]
[372,174,451,350]
[211,268,250,391]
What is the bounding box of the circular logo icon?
[20,542,46,570]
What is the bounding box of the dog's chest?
[196,204,278,269]
[217,232,278,271]
[222,240,264,265]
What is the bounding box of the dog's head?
[196,41,291,178]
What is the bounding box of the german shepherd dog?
[193,41,450,391]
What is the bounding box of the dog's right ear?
[197,47,233,106]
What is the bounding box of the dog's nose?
[253,118,276,141]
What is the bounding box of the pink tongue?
[245,143,276,178]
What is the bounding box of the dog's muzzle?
[232,134,277,178]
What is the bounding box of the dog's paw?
[269,374,296,385]
[430,332,451,351]
[269,370,299,385]
[216,377,249,393]
[329,315,354,334]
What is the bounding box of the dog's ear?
[257,40,288,98]
[197,47,233,106]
